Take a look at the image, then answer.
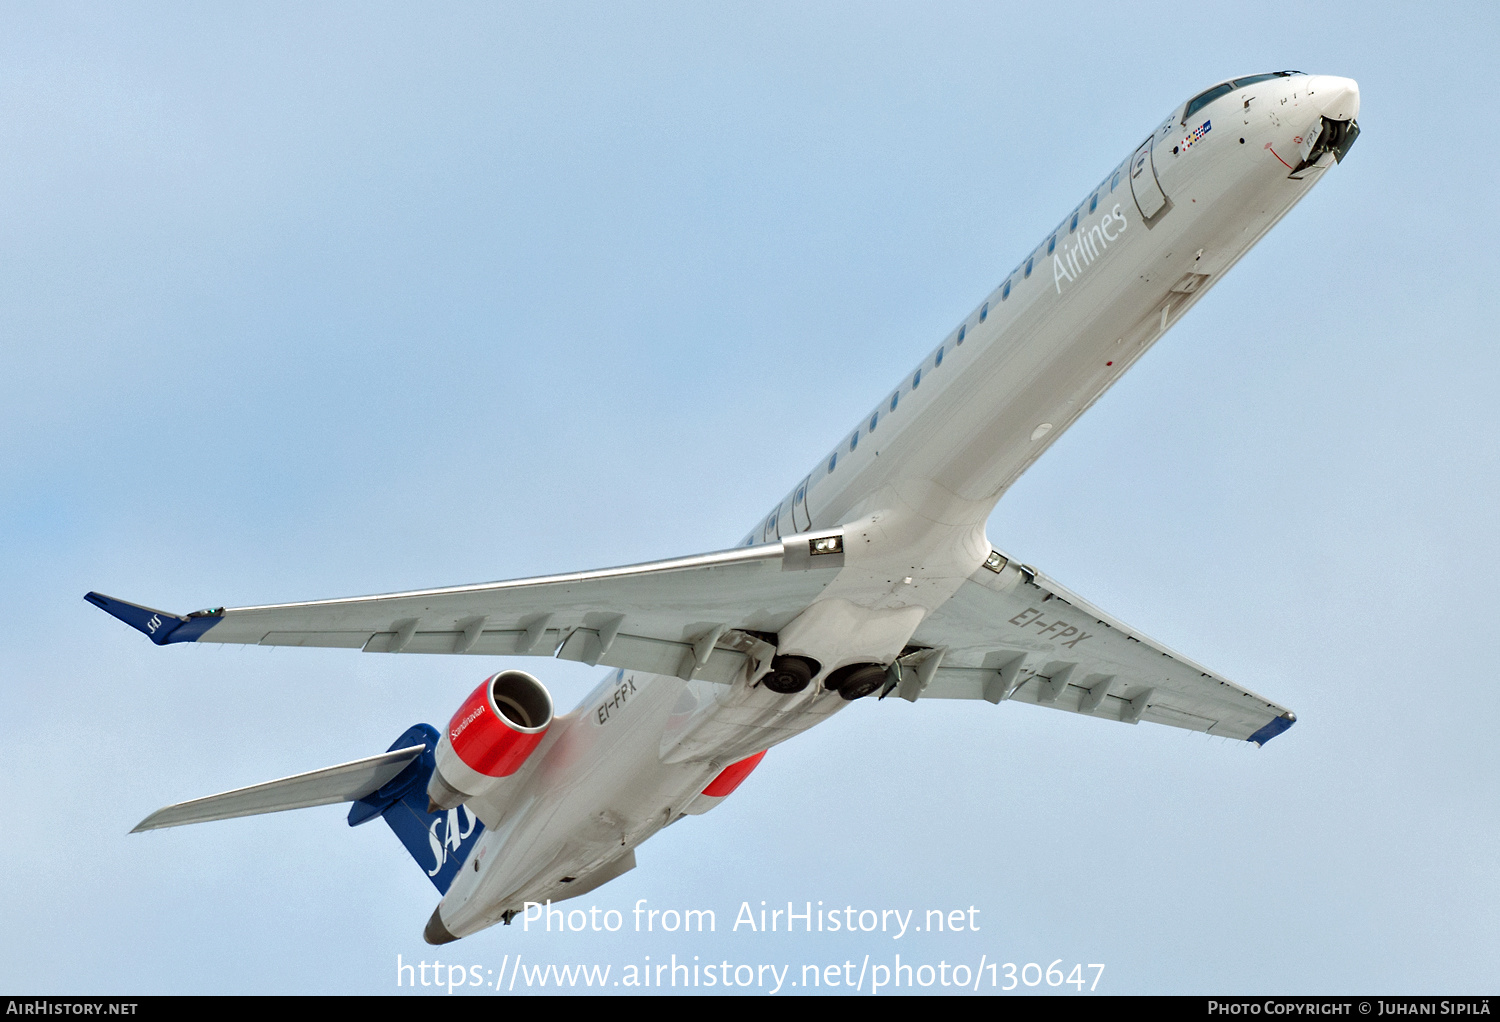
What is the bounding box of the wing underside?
[87,534,842,684]
[89,531,1292,745]
[902,556,1293,744]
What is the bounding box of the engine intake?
[427,670,553,811]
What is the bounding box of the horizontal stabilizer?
[132,744,427,832]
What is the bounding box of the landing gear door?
[1129,137,1167,220]
[791,476,812,533]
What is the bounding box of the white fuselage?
[436,72,1358,938]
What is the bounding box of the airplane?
[88,71,1360,945]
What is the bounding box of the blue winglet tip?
[1248,713,1296,748]
[84,592,223,645]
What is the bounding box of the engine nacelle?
[427,670,554,812]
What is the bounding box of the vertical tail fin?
[347,724,485,894]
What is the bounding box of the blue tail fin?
[347,724,484,895]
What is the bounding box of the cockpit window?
[1230,72,1280,90]
[1186,73,1305,123]
[1183,82,1234,122]
[1232,70,1305,90]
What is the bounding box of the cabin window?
[935,346,944,367]
[1046,236,1056,255]
[1001,280,1011,300]
[957,325,965,344]
[868,412,878,432]
[889,392,899,412]
[828,453,837,473]
[979,302,988,322]
[850,431,858,451]
[1024,257,1033,278]
[1070,211,1079,233]
[796,485,805,502]
[913,369,921,389]
[1089,193,1098,213]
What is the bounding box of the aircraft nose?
[1307,75,1359,121]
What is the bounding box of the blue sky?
[3,1,1497,994]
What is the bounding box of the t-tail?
[347,724,485,894]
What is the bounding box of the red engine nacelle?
[427,670,554,811]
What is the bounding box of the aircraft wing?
[88,530,1291,742]
[86,533,846,685]
[899,555,1295,745]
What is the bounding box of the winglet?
[84,592,223,645]
[1247,712,1296,747]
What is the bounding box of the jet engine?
[427,670,554,812]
